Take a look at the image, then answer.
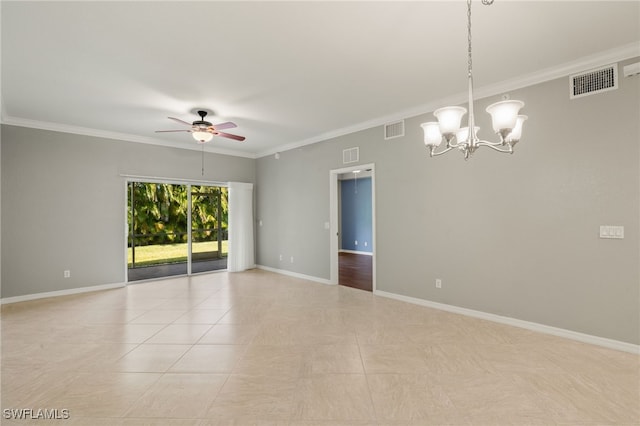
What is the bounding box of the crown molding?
[256,41,640,158]
[2,43,637,161]
[0,115,257,159]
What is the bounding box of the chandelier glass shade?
[421,0,527,159]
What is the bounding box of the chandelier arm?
[475,139,505,147]
[448,138,463,148]
[478,142,513,154]
[429,145,455,157]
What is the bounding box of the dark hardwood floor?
[338,252,373,292]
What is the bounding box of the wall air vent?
[570,64,618,99]
[384,120,405,140]
[343,147,359,164]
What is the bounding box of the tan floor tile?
[233,345,306,377]
[126,373,227,418]
[436,371,548,423]
[402,322,470,345]
[217,307,271,324]
[145,324,213,344]
[206,374,297,421]
[472,343,565,374]
[76,309,148,324]
[154,299,209,310]
[354,325,413,345]
[251,322,304,345]
[115,344,191,372]
[129,310,189,324]
[359,344,430,374]
[300,345,364,375]
[1,366,76,409]
[366,374,462,423]
[101,324,167,343]
[424,344,496,375]
[2,341,81,367]
[292,324,358,346]
[169,344,247,373]
[66,419,203,426]
[119,298,170,311]
[42,372,161,418]
[199,419,288,426]
[198,323,260,345]
[193,297,234,309]
[173,309,229,324]
[288,422,376,426]
[75,343,140,371]
[514,370,640,424]
[2,270,638,425]
[292,374,374,421]
[251,322,355,346]
[264,307,344,328]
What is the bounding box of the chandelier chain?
[467,0,473,77]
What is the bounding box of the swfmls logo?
[3,408,70,420]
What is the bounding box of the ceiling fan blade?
[168,117,194,126]
[215,131,245,142]
[210,121,237,131]
[155,129,192,133]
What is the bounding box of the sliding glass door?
[127,181,228,282]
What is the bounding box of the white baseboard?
[339,249,373,256]
[1,282,126,305]
[256,265,333,285]
[374,289,639,355]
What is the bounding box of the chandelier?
[421,0,527,159]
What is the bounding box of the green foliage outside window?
[128,182,228,247]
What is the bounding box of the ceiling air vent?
[570,64,618,99]
[384,120,405,140]
[343,147,359,164]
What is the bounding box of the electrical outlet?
[290,256,294,263]
[64,270,71,278]
[435,279,442,289]
[279,254,283,261]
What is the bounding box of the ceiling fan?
[155,110,245,143]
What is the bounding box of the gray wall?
[256,59,640,345]
[1,126,255,298]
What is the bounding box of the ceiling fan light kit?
[193,131,214,143]
[421,0,528,160]
[155,110,245,144]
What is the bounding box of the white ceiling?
[2,1,639,158]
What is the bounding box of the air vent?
[570,64,618,99]
[343,147,359,164]
[384,120,405,140]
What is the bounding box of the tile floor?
[1,269,638,425]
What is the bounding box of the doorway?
[126,181,228,282]
[329,164,376,292]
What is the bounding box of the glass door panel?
[190,185,228,273]
[127,182,188,281]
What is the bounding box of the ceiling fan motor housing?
[192,120,212,128]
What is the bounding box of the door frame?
[123,176,228,283]
[329,163,376,291]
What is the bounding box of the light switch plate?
[600,225,624,239]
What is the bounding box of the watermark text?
[3,408,70,420]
